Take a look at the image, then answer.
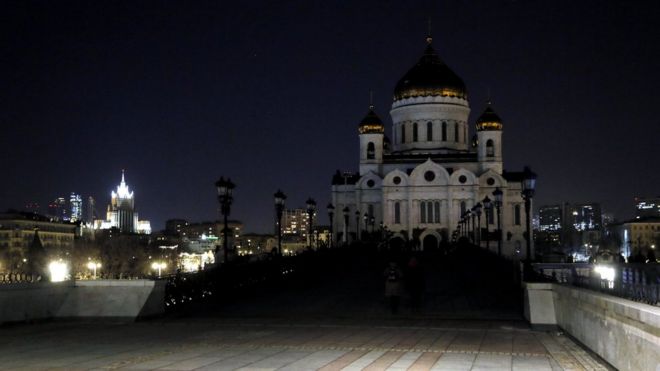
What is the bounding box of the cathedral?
[330,35,531,258]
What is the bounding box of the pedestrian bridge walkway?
[0,319,610,370]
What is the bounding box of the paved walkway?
[0,319,611,370]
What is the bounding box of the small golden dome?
[476,104,503,131]
[359,106,385,134]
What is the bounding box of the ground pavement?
[0,319,611,370]
[0,247,613,370]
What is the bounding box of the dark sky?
[1,0,659,233]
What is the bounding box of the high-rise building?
[47,197,67,221]
[279,208,313,241]
[539,205,562,232]
[69,192,82,222]
[85,196,97,223]
[635,197,660,219]
[565,203,601,232]
[94,171,151,234]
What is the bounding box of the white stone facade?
[330,40,531,259]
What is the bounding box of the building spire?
[426,18,433,44]
[369,89,374,111]
[121,169,125,184]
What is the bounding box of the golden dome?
[476,104,503,131]
[393,39,467,101]
[358,106,385,134]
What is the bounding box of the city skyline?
[1,1,658,233]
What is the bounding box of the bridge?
[1,244,657,370]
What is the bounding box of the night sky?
[1,1,658,233]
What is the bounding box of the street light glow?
[49,260,69,282]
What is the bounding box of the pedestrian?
[406,256,425,313]
[384,261,403,314]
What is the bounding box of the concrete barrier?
[0,279,165,325]
[525,282,660,371]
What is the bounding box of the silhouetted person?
[384,262,403,314]
[406,257,425,313]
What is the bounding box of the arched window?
[454,122,459,142]
[394,202,401,224]
[401,125,406,143]
[460,201,466,216]
[488,207,494,225]
[368,204,374,218]
[427,122,433,141]
[420,202,426,223]
[514,205,521,225]
[486,139,494,157]
[442,122,447,141]
[434,202,440,223]
[367,142,375,159]
[412,122,418,141]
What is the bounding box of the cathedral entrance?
[422,234,439,251]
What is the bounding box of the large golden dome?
[393,38,467,101]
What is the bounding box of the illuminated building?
[69,192,82,222]
[280,208,313,241]
[0,211,76,272]
[635,197,660,218]
[48,197,67,221]
[85,196,96,224]
[539,205,562,232]
[330,34,530,257]
[94,171,151,234]
[612,217,660,259]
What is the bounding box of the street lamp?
[274,190,286,256]
[215,177,235,264]
[327,203,335,248]
[465,210,472,243]
[306,198,316,248]
[521,166,537,263]
[483,196,492,252]
[342,206,350,244]
[493,187,503,256]
[363,213,368,240]
[475,202,482,247]
[470,206,477,243]
[151,261,166,278]
[86,261,101,279]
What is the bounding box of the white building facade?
[330,36,532,258]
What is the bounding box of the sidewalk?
[0,319,611,370]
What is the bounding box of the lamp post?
[475,203,482,247]
[362,213,368,240]
[470,207,477,243]
[274,190,287,256]
[86,261,101,279]
[342,206,350,245]
[306,198,316,249]
[215,177,235,264]
[521,167,537,263]
[355,210,361,241]
[327,203,335,248]
[483,196,492,252]
[370,216,375,234]
[465,210,472,243]
[493,187,503,256]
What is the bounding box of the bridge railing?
[531,262,660,306]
